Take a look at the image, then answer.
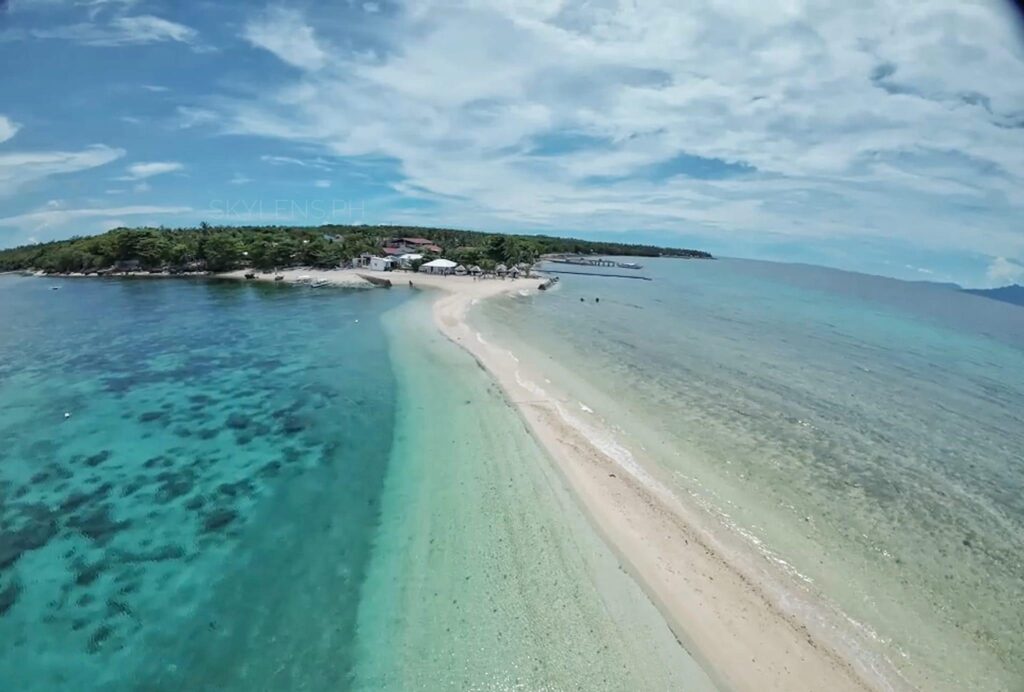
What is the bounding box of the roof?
[422,258,457,269]
[402,237,433,245]
[382,246,405,255]
[424,244,442,253]
[399,253,424,261]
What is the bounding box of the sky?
[0,0,1023,287]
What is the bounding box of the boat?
[274,275,285,281]
[616,261,643,269]
[244,272,257,280]
[50,286,61,290]
[311,279,330,288]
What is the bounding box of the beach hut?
[495,263,508,277]
[420,258,458,275]
[454,264,468,276]
[469,265,482,276]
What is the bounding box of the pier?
[545,255,643,269]
[539,269,652,281]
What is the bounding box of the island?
[0,224,712,275]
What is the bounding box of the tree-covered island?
[0,224,712,274]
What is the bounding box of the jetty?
[356,273,392,288]
[544,254,644,270]
[540,268,652,281]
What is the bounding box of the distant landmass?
[0,224,712,274]
[963,284,1024,307]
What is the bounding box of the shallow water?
[0,276,405,690]
[0,275,715,690]
[353,296,716,691]
[475,258,1024,691]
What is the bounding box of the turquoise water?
[476,258,1024,691]
[0,276,406,690]
[0,275,716,690]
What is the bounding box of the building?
[394,237,442,254]
[398,253,424,268]
[369,256,396,272]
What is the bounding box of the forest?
[0,224,712,273]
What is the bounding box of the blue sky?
[1,0,1023,287]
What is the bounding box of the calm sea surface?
[0,276,406,690]
[476,258,1024,691]
[0,275,715,691]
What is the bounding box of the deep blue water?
[0,276,407,690]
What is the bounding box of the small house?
[398,253,423,269]
[369,256,396,272]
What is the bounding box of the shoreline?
[373,270,892,692]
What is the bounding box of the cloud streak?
[243,7,326,71]
[119,161,183,180]
[0,115,19,144]
[30,14,197,46]
[0,144,124,194]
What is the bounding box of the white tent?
[420,258,458,275]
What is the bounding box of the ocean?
[474,257,1024,691]
[0,275,715,691]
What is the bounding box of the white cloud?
[985,257,1024,287]
[119,161,183,180]
[31,14,196,46]
[314,179,331,188]
[217,0,1024,260]
[229,173,253,185]
[0,115,19,144]
[0,144,124,194]
[243,7,326,71]
[260,154,332,171]
[176,106,217,129]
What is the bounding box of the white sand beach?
[349,269,887,692]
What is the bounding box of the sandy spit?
[360,269,889,692]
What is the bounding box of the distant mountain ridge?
[963,284,1024,307]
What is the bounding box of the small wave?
[578,401,594,413]
[513,370,547,398]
